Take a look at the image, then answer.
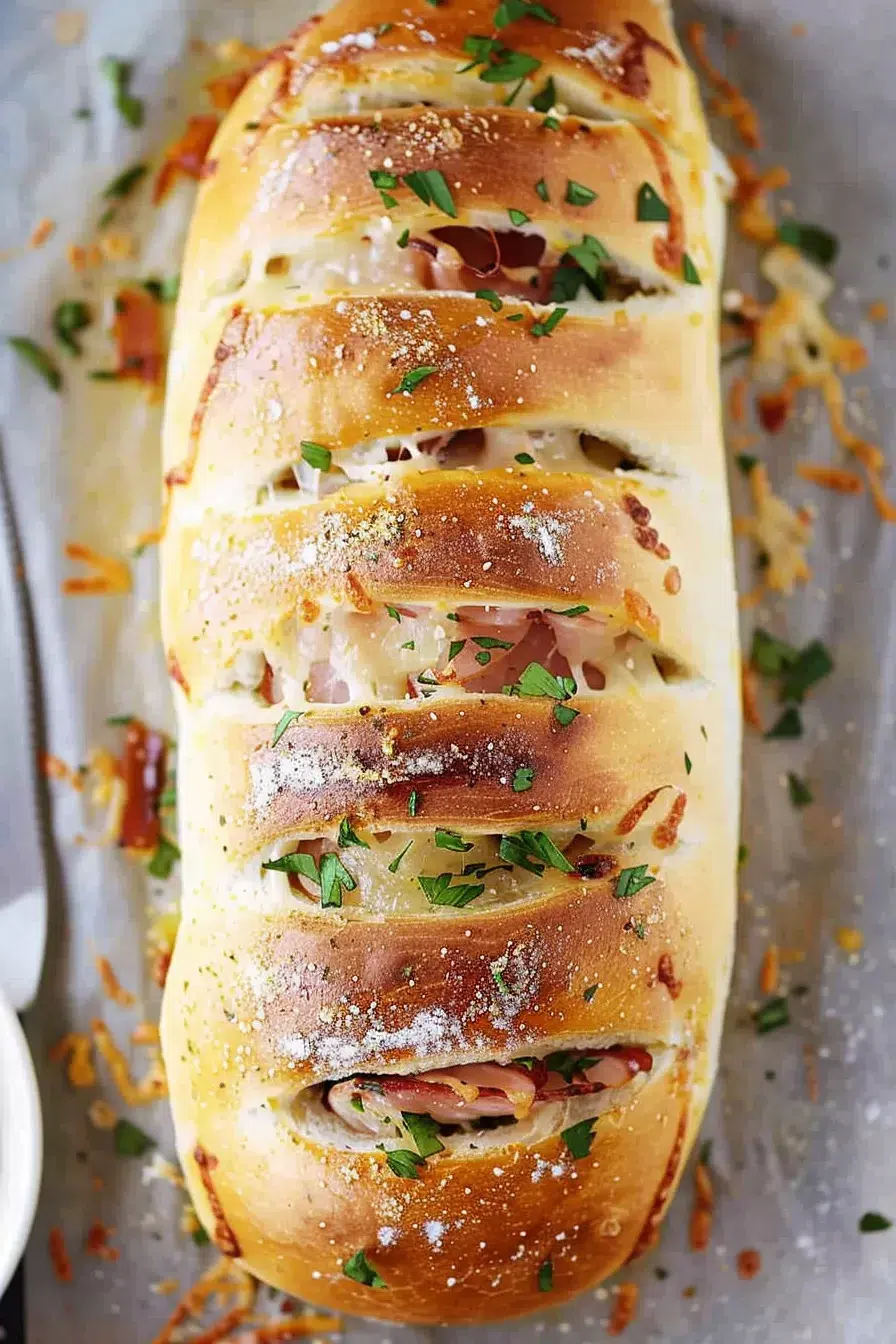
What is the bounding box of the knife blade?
[0,447,48,1010]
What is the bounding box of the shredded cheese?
[735,464,813,594]
[63,542,131,596]
[95,954,136,1007]
[49,1031,96,1088]
[91,1018,168,1105]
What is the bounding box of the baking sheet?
[1,0,894,1339]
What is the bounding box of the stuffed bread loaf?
[160,0,739,1324]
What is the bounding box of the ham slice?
[326,1047,653,1136]
[411,227,557,302]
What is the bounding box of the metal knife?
[0,448,48,1011]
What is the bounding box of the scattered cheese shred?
[63,542,131,596]
[729,156,789,245]
[796,462,864,494]
[95,954,136,1007]
[758,943,780,995]
[87,1098,119,1130]
[91,1018,168,1105]
[49,1031,96,1088]
[249,1318,344,1341]
[606,1281,639,1336]
[49,1227,73,1283]
[148,1256,256,1344]
[153,116,219,205]
[835,925,864,954]
[28,217,55,249]
[689,1160,714,1252]
[85,1220,119,1262]
[687,22,761,147]
[734,464,813,594]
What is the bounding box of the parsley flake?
[779,640,834,703]
[391,365,437,395]
[495,0,558,26]
[615,865,655,899]
[397,228,410,248]
[513,661,576,701]
[114,1117,154,1157]
[434,827,474,852]
[402,1111,445,1157]
[100,56,144,128]
[52,300,91,356]
[535,177,549,202]
[271,709,302,746]
[385,605,402,623]
[583,984,598,1002]
[385,1149,424,1179]
[319,853,356,908]
[388,841,413,873]
[102,162,148,202]
[418,872,485,907]
[515,452,535,464]
[787,773,813,808]
[765,707,803,740]
[859,1212,892,1234]
[499,830,573,875]
[530,76,556,112]
[512,766,535,792]
[338,818,369,849]
[565,180,597,207]
[561,1116,595,1159]
[538,1257,553,1292]
[407,789,420,817]
[546,604,589,617]
[460,35,542,86]
[682,252,702,285]
[778,221,839,268]
[754,996,789,1034]
[475,288,503,311]
[531,306,568,337]
[343,1251,387,1289]
[684,752,693,775]
[508,206,530,226]
[300,441,331,472]
[403,169,457,218]
[636,182,671,222]
[8,338,62,391]
[147,836,180,880]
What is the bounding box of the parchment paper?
[1,2,894,1340]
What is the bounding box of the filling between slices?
[324,1046,654,1138]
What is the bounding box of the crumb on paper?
[88,1098,119,1130]
[736,1248,762,1279]
[96,953,136,1007]
[49,1227,73,1283]
[53,9,86,45]
[835,925,864,954]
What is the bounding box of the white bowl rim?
[0,986,42,1298]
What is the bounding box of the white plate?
[0,986,41,1299]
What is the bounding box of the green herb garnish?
[682,253,702,285]
[52,300,91,355]
[385,1149,424,1179]
[531,306,568,337]
[343,1251,387,1288]
[531,76,556,112]
[402,1111,445,1157]
[535,178,549,201]
[434,827,474,852]
[147,836,180,879]
[537,1258,553,1291]
[102,162,148,201]
[859,1212,892,1234]
[779,640,834,703]
[499,829,573,875]
[561,1116,595,1159]
[565,180,597,207]
[100,56,144,128]
[417,872,485,907]
[475,288,503,311]
[754,996,790,1034]
[391,365,437,395]
[787,773,813,807]
[636,182,670,222]
[408,789,420,817]
[508,207,530,226]
[495,0,558,26]
[114,1118,154,1157]
[765,707,803,740]
[403,169,457,218]
[271,709,302,746]
[301,441,331,472]
[512,766,535,792]
[615,865,655,899]
[778,221,839,268]
[338,818,369,849]
[8,337,62,391]
[388,841,413,873]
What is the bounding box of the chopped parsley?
[512,766,535,792]
[492,961,510,994]
[565,180,597,207]
[52,300,91,355]
[262,851,320,883]
[636,182,671,223]
[385,605,402,622]
[535,178,549,201]
[724,343,754,366]
[561,1116,596,1159]
[342,1250,387,1288]
[630,918,648,939]
[407,789,420,817]
[338,818,369,848]
[508,206,530,226]
[530,76,556,112]
[447,639,466,662]
[403,169,457,218]
[192,1226,211,1246]
[499,829,573,875]
[787,773,813,807]
[531,306,568,338]
[400,640,415,651]
[583,984,598,1002]
[434,827,474,852]
[459,35,542,87]
[615,865,655,899]
[300,440,331,472]
[765,707,803,740]
[369,169,399,209]
[147,836,180,879]
[402,1111,445,1157]
[684,752,692,775]
[778,221,839,268]
[515,452,535,464]
[102,162,148,201]
[388,841,413,873]
[114,1117,154,1157]
[142,274,180,303]
[321,853,356,908]
[779,640,834,703]
[546,604,589,617]
[754,996,789,1034]
[418,873,485,907]
[397,228,410,248]
[859,1212,892,1234]
[385,1148,424,1179]
[495,0,558,26]
[537,1257,553,1291]
[737,843,749,867]
[271,709,302,746]
[682,253,702,285]
[100,56,144,128]
[512,661,576,700]
[750,627,799,677]
[475,288,503,311]
[8,338,62,391]
[391,365,437,395]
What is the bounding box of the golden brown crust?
[178,688,717,866]
[160,0,738,1323]
[183,108,710,305]
[273,0,707,164]
[164,468,709,699]
[165,293,719,499]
